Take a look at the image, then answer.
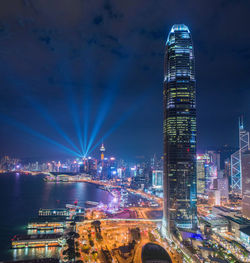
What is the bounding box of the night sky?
[0,0,249,161]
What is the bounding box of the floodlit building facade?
[152,170,163,188]
[231,118,249,195]
[242,151,250,219]
[197,154,210,195]
[163,24,197,234]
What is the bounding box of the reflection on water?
[0,173,112,261]
[12,247,61,261]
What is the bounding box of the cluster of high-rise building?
[162,25,250,257]
[1,23,250,261]
[0,156,21,172]
[197,150,229,205]
[0,157,87,173]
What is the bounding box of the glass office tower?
[163,24,197,234]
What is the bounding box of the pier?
[11,234,62,249]
[38,208,69,217]
[27,217,66,230]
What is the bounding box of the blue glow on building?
[163,24,197,233]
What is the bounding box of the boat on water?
[85,200,98,206]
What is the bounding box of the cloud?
[110,48,128,59]
[106,34,118,42]
[103,1,123,20]
[0,0,250,159]
[22,0,39,13]
[39,35,51,45]
[93,15,103,25]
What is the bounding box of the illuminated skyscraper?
[100,143,105,161]
[163,24,197,234]
[231,117,249,195]
[152,170,163,188]
[196,154,209,195]
[242,151,250,219]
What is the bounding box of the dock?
[38,208,70,217]
[27,216,67,230]
[11,234,62,248]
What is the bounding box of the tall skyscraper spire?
[231,117,249,194]
[100,142,105,161]
[163,24,197,235]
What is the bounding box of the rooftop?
[213,206,235,213]
[118,244,133,254]
[141,243,172,263]
[202,215,228,225]
[240,226,250,236]
[223,215,250,225]
[39,208,67,211]
[171,24,190,33]
[198,246,215,252]
[208,256,229,263]
[166,24,191,45]
[28,216,67,223]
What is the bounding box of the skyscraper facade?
[242,151,250,219]
[163,24,197,233]
[231,118,249,195]
[196,154,209,195]
[152,170,163,188]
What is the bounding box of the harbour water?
[0,173,112,261]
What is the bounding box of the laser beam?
[81,53,94,155]
[88,90,151,155]
[86,59,132,154]
[24,95,81,155]
[85,85,116,155]
[0,113,82,157]
[60,60,84,155]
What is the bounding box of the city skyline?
[0,1,250,161]
[1,2,250,261]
